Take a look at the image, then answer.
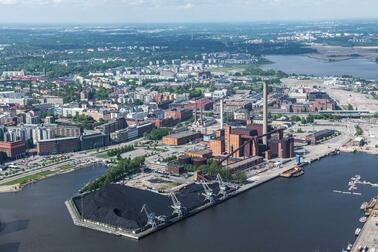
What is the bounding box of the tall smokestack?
[220,98,224,129]
[194,100,197,125]
[200,107,204,126]
[263,81,268,145]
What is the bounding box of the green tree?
[355,125,363,136]
[95,88,111,100]
[81,156,145,193]
[144,128,171,140]
[234,171,247,183]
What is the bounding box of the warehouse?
[162,131,201,146]
[226,156,263,172]
[305,129,335,145]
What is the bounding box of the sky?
[0,0,377,23]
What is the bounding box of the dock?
[351,198,378,251]
[66,148,339,240]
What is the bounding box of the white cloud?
[0,0,65,5]
[0,0,18,5]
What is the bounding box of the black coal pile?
[72,182,222,230]
[73,184,171,230]
[176,183,220,211]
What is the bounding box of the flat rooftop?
[227,156,263,170]
[165,131,199,139]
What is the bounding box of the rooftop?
[165,131,200,139]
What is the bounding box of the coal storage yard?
[72,183,222,231]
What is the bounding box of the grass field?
[96,152,110,159]
[2,164,73,186]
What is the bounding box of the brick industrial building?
[208,122,295,160]
[37,137,81,155]
[164,109,193,121]
[0,141,26,159]
[162,131,201,146]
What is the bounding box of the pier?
[351,198,378,251]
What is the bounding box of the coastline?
[0,162,103,193]
[65,147,343,240]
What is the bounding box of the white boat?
[354,228,361,236]
[359,217,367,223]
[347,243,352,251]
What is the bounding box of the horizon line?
[0,18,377,26]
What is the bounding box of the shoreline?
[65,147,341,240]
[263,53,378,64]
[2,145,375,194]
[0,162,103,193]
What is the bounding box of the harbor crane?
[140,204,165,229]
[169,192,186,218]
[216,174,227,199]
[201,182,215,204]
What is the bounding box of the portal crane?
[169,192,186,218]
[216,174,227,199]
[140,204,166,229]
[201,182,214,203]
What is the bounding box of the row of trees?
[183,160,247,183]
[184,160,231,180]
[161,155,177,163]
[80,156,145,193]
[144,128,171,140]
[107,145,135,157]
[290,114,342,124]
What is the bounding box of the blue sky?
[0,0,377,23]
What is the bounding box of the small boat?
[361,202,368,210]
[354,228,361,236]
[293,169,304,177]
[347,243,353,251]
[359,217,367,223]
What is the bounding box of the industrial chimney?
[263,81,268,145]
[220,98,224,130]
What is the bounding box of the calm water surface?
[1,152,378,252]
[262,55,378,80]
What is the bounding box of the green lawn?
[96,152,110,159]
[2,164,73,186]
